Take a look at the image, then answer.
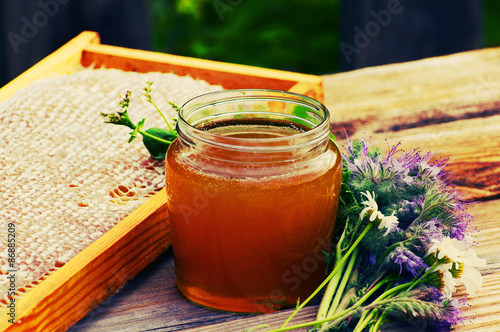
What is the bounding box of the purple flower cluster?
[339,137,478,329]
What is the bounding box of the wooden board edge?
[0,189,171,332]
[0,31,101,102]
[288,80,324,103]
[80,43,323,100]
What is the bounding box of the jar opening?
[177,89,331,153]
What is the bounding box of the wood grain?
[80,43,323,101]
[322,48,500,200]
[323,48,500,138]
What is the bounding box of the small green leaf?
[128,118,146,143]
[137,118,146,131]
[128,128,139,143]
[142,127,177,160]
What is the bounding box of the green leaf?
[142,127,177,160]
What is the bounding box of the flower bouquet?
[268,138,486,331]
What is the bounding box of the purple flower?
[411,218,444,251]
[414,286,466,329]
[390,246,427,277]
[429,298,466,330]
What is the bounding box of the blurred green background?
[484,0,500,47]
[1,0,500,86]
[148,0,340,75]
[148,0,499,75]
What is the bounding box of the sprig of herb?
[101,82,178,160]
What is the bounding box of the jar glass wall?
[165,89,342,313]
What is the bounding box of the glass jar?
[165,89,342,313]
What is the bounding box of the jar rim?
[177,89,331,152]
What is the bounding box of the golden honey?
[165,90,342,313]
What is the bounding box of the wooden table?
[69,48,500,331]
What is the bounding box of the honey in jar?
[165,90,342,313]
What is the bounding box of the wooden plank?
[323,47,500,138]
[334,115,500,201]
[321,47,500,200]
[0,189,170,332]
[0,31,100,102]
[443,199,500,332]
[68,249,246,332]
[80,43,323,101]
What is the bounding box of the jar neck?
[176,89,332,164]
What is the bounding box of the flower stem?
[268,310,357,332]
[316,256,344,323]
[371,311,387,332]
[149,99,175,134]
[352,308,372,332]
[325,247,359,318]
[316,227,349,322]
[280,223,373,328]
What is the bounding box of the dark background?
[1,0,499,87]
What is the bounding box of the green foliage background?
[147,0,341,75]
[146,0,500,76]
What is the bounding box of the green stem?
[245,324,270,332]
[325,247,359,319]
[149,100,175,133]
[319,275,393,332]
[353,308,374,332]
[353,275,392,309]
[363,264,440,309]
[371,311,387,332]
[280,223,373,328]
[315,258,343,323]
[316,228,348,322]
[319,287,357,331]
[269,305,363,332]
[405,260,441,292]
[319,260,440,332]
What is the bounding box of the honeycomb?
[0,67,222,307]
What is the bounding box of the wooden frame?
[0,31,324,332]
